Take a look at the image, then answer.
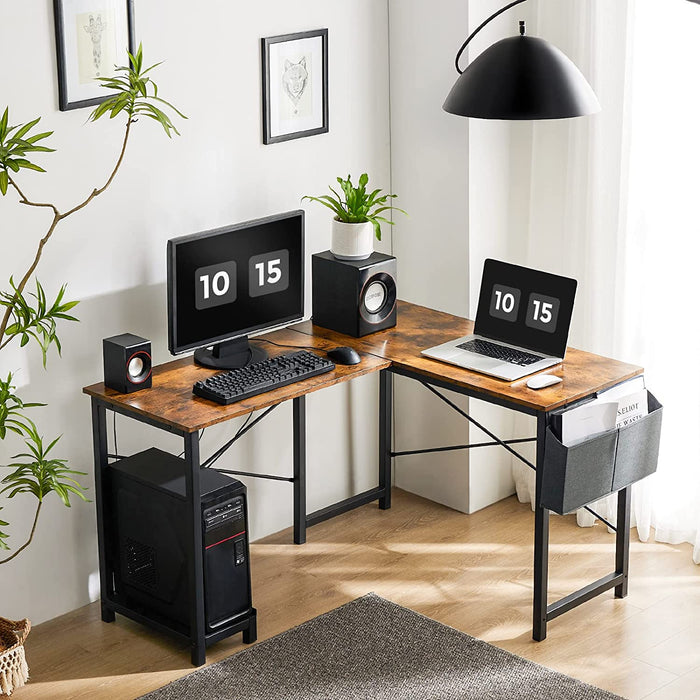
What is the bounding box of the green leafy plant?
[0,373,34,441]
[89,45,185,136]
[1,420,89,561]
[0,280,79,365]
[302,173,407,241]
[0,44,184,563]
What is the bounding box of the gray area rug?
[140,594,623,700]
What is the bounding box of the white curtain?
[511,0,700,561]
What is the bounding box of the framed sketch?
[53,0,136,111]
[261,29,328,145]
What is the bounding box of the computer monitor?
[167,210,304,369]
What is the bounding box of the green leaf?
[149,95,188,121]
[0,107,8,141]
[301,195,345,220]
[45,435,61,455]
[15,160,46,173]
[0,508,9,550]
[51,313,79,322]
[58,299,80,312]
[14,144,53,154]
[367,216,382,241]
[25,131,53,145]
[373,205,408,217]
[0,171,7,196]
[95,76,132,92]
[130,44,143,73]
[89,100,114,122]
[12,117,41,141]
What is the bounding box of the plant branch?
[8,179,59,215]
[0,500,41,565]
[61,119,132,219]
[0,214,61,342]
[0,120,132,343]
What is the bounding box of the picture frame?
[53,0,136,111]
[261,29,329,145]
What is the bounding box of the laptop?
[422,259,577,381]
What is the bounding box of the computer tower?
[108,448,253,633]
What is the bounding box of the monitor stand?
[194,336,267,370]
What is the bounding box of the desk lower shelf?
[103,594,257,649]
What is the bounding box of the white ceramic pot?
[331,219,374,260]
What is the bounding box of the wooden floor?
[19,489,700,700]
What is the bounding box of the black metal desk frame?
[382,366,631,641]
[90,385,391,666]
[91,397,255,667]
[90,358,632,664]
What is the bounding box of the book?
[560,401,618,446]
[597,375,646,402]
[615,388,648,428]
[553,375,647,445]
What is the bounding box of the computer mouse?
[326,346,361,365]
[526,373,563,390]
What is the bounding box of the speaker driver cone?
[360,272,396,324]
[127,351,152,384]
[364,281,387,313]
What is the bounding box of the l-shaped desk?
[84,300,644,665]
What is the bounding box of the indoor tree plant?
[0,44,184,695]
[303,173,406,260]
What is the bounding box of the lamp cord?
[455,0,528,74]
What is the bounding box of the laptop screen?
[473,259,577,358]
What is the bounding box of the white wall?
[0,0,390,624]
[389,0,523,513]
[388,0,471,512]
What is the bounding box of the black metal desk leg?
[293,396,306,545]
[379,369,392,510]
[91,399,115,624]
[615,486,631,598]
[533,412,549,641]
[183,432,206,667]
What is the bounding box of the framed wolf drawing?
[261,29,329,144]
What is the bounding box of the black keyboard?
[193,350,335,405]
[457,338,543,366]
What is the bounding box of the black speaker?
[312,251,397,337]
[103,333,152,393]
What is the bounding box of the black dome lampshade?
[445,5,601,121]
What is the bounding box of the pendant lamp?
[444,0,600,120]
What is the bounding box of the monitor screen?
[473,258,577,358]
[167,210,304,361]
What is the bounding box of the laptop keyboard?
[457,339,543,366]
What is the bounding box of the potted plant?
[0,45,184,695]
[303,173,406,260]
